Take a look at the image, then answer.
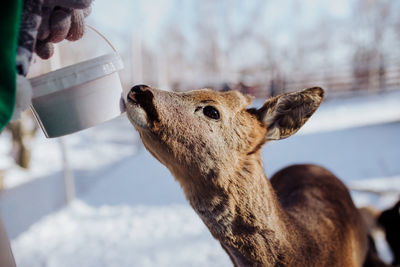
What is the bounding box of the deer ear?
[258,87,324,140]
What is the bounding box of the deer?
[125,84,383,266]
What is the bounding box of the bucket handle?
[86,25,118,53]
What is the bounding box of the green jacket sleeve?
[0,0,23,131]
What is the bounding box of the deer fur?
[125,85,375,266]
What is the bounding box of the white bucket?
[29,27,124,138]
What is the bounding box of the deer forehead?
[154,89,252,123]
[143,89,259,162]
[190,89,252,109]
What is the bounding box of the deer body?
[126,85,370,266]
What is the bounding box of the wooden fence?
[283,67,400,97]
[235,65,400,98]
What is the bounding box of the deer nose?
[131,84,150,93]
[128,85,150,101]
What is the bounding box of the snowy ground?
[1,91,400,266]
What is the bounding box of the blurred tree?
[350,0,399,91]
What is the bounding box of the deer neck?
[173,151,313,266]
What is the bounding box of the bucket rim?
[29,52,123,98]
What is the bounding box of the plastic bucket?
[29,27,124,138]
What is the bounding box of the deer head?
[126,85,323,197]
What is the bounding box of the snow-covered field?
[1,91,400,266]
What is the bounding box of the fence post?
[58,138,75,203]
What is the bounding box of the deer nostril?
[128,90,136,102]
[129,85,159,123]
[131,84,150,93]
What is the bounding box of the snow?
[1,90,399,266]
[0,115,138,189]
[9,147,232,267]
[12,202,229,267]
[299,90,400,135]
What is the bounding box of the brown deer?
[125,85,380,266]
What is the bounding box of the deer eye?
[203,106,220,120]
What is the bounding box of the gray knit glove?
[35,0,92,59]
[17,0,92,76]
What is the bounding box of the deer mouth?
[126,85,160,129]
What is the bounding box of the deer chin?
[126,100,150,129]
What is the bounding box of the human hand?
[17,0,93,76]
[35,0,92,59]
